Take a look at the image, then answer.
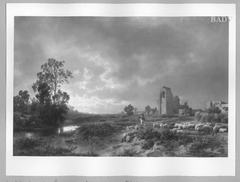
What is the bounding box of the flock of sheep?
[167,122,228,134]
[123,121,228,142]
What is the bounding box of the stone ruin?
[157,86,189,116]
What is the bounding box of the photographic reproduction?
[7,4,236,176]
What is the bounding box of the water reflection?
[25,132,35,138]
[14,125,80,139]
[58,125,79,134]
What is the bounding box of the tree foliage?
[205,107,221,114]
[145,105,151,115]
[124,104,134,116]
[32,58,73,126]
[151,107,157,115]
[32,58,73,103]
[14,90,30,114]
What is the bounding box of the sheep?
[171,128,178,133]
[195,123,204,130]
[187,124,195,129]
[135,124,140,130]
[219,128,228,133]
[205,122,215,127]
[176,129,184,133]
[196,125,204,132]
[122,133,128,138]
[174,123,183,129]
[220,124,228,129]
[127,126,135,131]
[213,125,221,133]
[153,123,157,128]
[174,123,180,128]
[160,123,168,129]
[202,125,213,134]
[126,135,131,142]
[182,124,189,129]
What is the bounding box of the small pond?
[14,125,80,138]
[13,125,81,150]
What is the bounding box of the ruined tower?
[173,95,180,114]
[158,86,174,116]
[157,86,190,116]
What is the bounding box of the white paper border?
[6,3,236,176]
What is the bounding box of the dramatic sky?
[14,17,228,114]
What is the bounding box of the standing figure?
[138,114,145,126]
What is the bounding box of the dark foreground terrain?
[13,114,228,157]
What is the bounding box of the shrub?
[13,112,26,131]
[141,139,154,150]
[124,104,134,116]
[77,123,115,140]
[86,149,99,156]
[14,137,42,150]
[220,112,228,123]
[195,111,223,123]
[13,137,78,156]
[117,149,136,156]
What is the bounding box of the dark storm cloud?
[14,17,228,113]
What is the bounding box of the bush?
[14,137,42,150]
[195,111,225,123]
[13,137,78,156]
[77,123,115,140]
[220,112,228,123]
[13,112,25,131]
[141,139,154,149]
[117,149,136,156]
[86,149,99,156]
[137,128,177,142]
[24,115,43,128]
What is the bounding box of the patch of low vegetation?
[116,149,137,156]
[13,137,77,156]
[141,139,155,150]
[77,123,116,141]
[14,137,100,156]
[137,128,177,142]
[85,148,99,156]
[195,107,228,123]
[13,112,45,132]
[129,126,226,157]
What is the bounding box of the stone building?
[157,86,190,116]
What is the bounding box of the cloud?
[14,17,228,113]
[83,67,94,80]
[73,69,80,77]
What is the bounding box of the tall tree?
[152,107,157,114]
[124,104,134,116]
[35,82,52,105]
[32,58,73,126]
[32,58,73,103]
[145,105,151,115]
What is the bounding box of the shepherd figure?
[138,114,145,126]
